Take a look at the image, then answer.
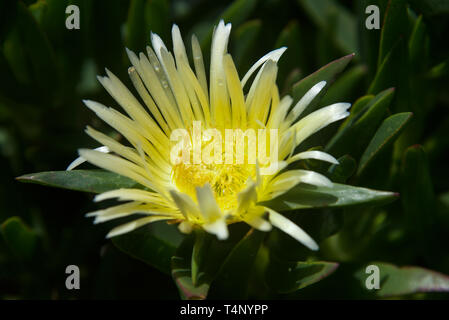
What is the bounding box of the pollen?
[172,162,255,211]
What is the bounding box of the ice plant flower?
[69,20,350,251]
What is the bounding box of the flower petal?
[285,81,327,124]
[106,216,172,238]
[287,150,339,165]
[202,218,229,240]
[266,207,318,251]
[66,146,109,171]
[241,47,287,88]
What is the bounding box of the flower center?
[172,162,255,211]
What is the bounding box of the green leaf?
[297,0,357,54]
[266,256,339,293]
[29,0,48,24]
[275,21,306,87]
[292,54,354,114]
[1,216,38,261]
[355,262,449,297]
[401,145,436,239]
[261,183,398,211]
[408,0,449,16]
[326,88,395,158]
[16,1,58,92]
[16,170,142,194]
[125,0,147,52]
[427,57,449,79]
[232,19,262,70]
[378,0,408,66]
[200,0,258,51]
[358,112,413,176]
[357,0,383,80]
[144,0,170,40]
[191,230,211,286]
[171,235,210,300]
[408,15,429,73]
[368,39,405,95]
[337,95,374,131]
[113,221,183,275]
[319,65,367,106]
[220,0,259,27]
[3,25,30,85]
[327,155,356,183]
[171,223,251,299]
[208,229,265,299]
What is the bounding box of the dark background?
[1,0,449,299]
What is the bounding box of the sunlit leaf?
[356,262,449,297]
[358,112,412,176]
[261,182,397,211]
[16,170,142,194]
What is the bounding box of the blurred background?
[1,0,449,299]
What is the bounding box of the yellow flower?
[68,20,350,250]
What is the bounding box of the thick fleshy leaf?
[220,0,258,27]
[16,170,142,194]
[29,0,47,24]
[337,95,374,131]
[3,25,30,85]
[125,0,147,51]
[171,223,250,299]
[113,221,183,275]
[1,216,38,261]
[358,112,413,176]
[208,228,265,299]
[378,0,408,66]
[401,145,436,239]
[261,183,397,211]
[191,230,211,287]
[275,21,306,88]
[199,0,258,51]
[144,0,170,40]
[291,54,354,115]
[355,262,449,297]
[428,58,449,79]
[326,88,395,158]
[319,65,367,106]
[409,15,429,73]
[298,0,357,54]
[171,234,210,300]
[16,1,58,92]
[233,20,262,70]
[409,0,449,16]
[327,155,356,183]
[266,255,339,293]
[368,40,405,95]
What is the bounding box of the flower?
[69,20,350,251]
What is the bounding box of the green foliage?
[355,262,449,297]
[16,170,142,193]
[261,183,397,211]
[2,216,38,261]
[3,0,449,300]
